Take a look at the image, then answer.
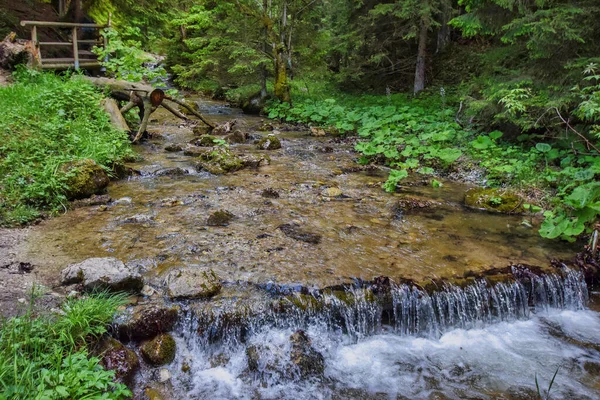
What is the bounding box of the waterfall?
[180,268,589,345]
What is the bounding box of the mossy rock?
[464,187,525,214]
[166,268,222,299]
[256,135,282,150]
[192,135,217,147]
[207,210,235,226]
[141,333,176,366]
[144,388,165,400]
[116,304,179,341]
[60,159,110,200]
[95,337,139,383]
[192,125,211,136]
[194,147,245,174]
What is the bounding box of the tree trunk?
[260,0,268,99]
[414,20,428,96]
[436,0,451,54]
[273,44,291,103]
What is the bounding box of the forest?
[1,1,600,399]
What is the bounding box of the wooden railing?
[20,20,108,70]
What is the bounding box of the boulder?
[60,257,143,293]
[289,330,325,378]
[166,268,222,299]
[464,188,525,214]
[141,333,176,366]
[261,188,280,199]
[154,167,188,177]
[116,304,179,341]
[240,154,270,169]
[60,159,110,200]
[256,135,282,150]
[192,125,211,136]
[95,337,139,383]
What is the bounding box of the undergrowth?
[0,69,133,226]
[0,289,131,399]
[266,79,600,242]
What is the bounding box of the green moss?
[207,210,234,226]
[60,159,110,200]
[195,148,245,174]
[140,333,176,366]
[464,187,524,214]
[256,135,282,150]
[194,135,217,147]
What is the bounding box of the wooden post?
[72,27,79,70]
[30,25,42,68]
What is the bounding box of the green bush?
[0,69,133,226]
[0,290,131,399]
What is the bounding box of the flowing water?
[20,98,600,398]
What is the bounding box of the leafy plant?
[0,289,131,399]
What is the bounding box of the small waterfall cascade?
[179,267,589,345]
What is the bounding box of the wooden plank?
[20,21,104,28]
[39,42,72,46]
[72,27,79,70]
[41,62,101,69]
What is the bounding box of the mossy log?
[83,76,215,143]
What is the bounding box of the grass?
[0,288,131,399]
[0,68,133,226]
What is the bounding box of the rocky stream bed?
[2,98,600,399]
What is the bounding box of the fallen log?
[101,98,130,132]
[83,76,215,142]
[0,32,39,69]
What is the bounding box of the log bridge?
[85,77,215,142]
[20,20,107,70]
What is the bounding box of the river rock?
[194,147,245,174]
[164,144,183,152]
[191,135,217,147]
[166,268,222,299]
[289,330,325,378]
[116,304,179,341]
[192,125,211,136]
[322,187,343,198]
[464,187,525,214]
[154,167,188,176]
[72,194,112,208]
[261,188,280,199]
[95,337,139,383]
[60,257,143,293]
[60,159,110,200]
[212,120,235,135]
[240,154,270,169]
[183,145,210,157]
[278,223,322,244]
[256,135,282,150]
[141,333,176,366]
[225,130,247,144]
[310,127,326,136]
[207,210,235,226]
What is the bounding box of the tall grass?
[0,68,133,226]
[0,289,131,399]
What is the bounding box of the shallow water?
[24,98,576,288]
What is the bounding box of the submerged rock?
[464,188,525,214]
[321,187,343,198]
[141,333,176,366]
[256,135,282,150]
[183,145,209,157]
[279,223,322,244]
[240,154,270,169]
[207,210,235,226]
[289,330,325,378]
[116,304,179,341]
[166,268,222,299]
[261,188,280,199]
[60,257,143,293]
[61,159,110,200]
[72,194,112,208]
[95,337,139,383]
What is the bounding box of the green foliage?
[0,69,133,226]
[94,27,167,82]
[0,290,131,399]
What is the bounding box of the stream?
[21,98,600,399]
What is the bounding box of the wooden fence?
[20,20,108,70]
